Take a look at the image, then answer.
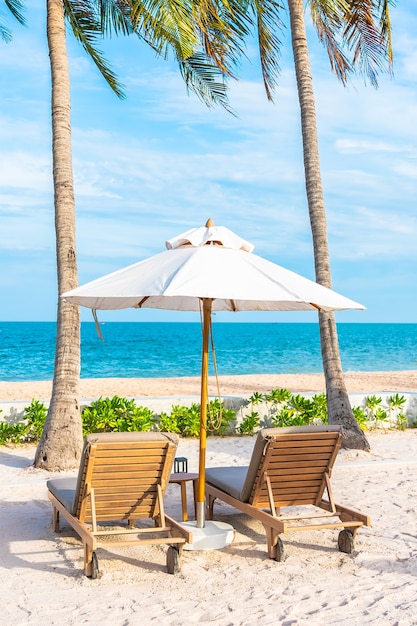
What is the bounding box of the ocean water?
[0,322,417,382]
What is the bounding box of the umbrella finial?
[205,218,215,228]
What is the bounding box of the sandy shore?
[1,430,417,624]
[1,370,417,402]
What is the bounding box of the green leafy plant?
[352,406,367,428]
[81,396,154,435]
[374,407,388,428]
[265,388,292,404]
[309,394,328,424]
[169,403,201,438]
[0,422,28,444]
[269,392,328,427]
[248,391,264,406]
[264,388,292,422]
[207,399,236,436]
[1,388,412,448]
[240,390,268,430]
[157,400,235,437]
[387,394,407,429]
[158,411,181,434]
[24,399,48,441]
[396,413,408,431]
[0,399,47,444]
[363,395,383,429]
[238,411,260,435]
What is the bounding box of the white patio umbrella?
[63,219,364,542]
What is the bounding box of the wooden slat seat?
[206,426,370,561]
[47,432,192,577]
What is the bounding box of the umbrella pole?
[196,298,212,528]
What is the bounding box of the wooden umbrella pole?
[197,298,212,528]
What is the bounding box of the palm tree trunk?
[287,0,369,450]
[34,0,83,469]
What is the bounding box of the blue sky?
[1,1,416,323]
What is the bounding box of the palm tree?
[249,0,392,449]
[34,0,248,470]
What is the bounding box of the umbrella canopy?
[63,220,365,529]
[63,223,363,313]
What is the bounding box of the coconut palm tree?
[34,0,248,470]
[247,0,392,449]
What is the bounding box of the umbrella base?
[181,520,234,551]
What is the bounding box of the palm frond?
[5,0,25,25]
[179,51,235,113]
[376,0,393,68]
[1,0,25,44]
[193,0,252,76]
[0,20,12,43]
[63,0,125,98]
[310,0,352,84]
[98,0,134,36]
[131,0,251,110]
[251,0,283,101]
[343,0,391,87]
[131,0,199,59]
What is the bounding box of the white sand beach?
[1,370,417,402]
[1,430,417,625]
[1,374,417,625]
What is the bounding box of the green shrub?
[81,396,154,435]
[0,422,28,444]
[207,398,236,436]
[0,388,412,448]
[157,400,236,437]
[352,406,367,428]
[24,399,48,441]
[387,394,407,428]
[158,411,182,434]
[238,411,260,435]
[0,399,47,444]
[171,403,201,437]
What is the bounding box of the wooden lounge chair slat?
[92,463,165,473]
[265,470,325,480]
[270,443,336,453]
[92,441,170,450]
[89,478,163,488]
[94,483,162,490]
[265,453,335,463]
[257,481,322,493]
[267,457,333,466]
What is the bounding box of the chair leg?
[192,478,198,520]
[84,543,91,577]
[206,494,215,520]
[263,523,283,560]
[52,506,60,532]
[180,480,188,522]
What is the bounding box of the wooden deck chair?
[206,426,370,561]
[47,432,192,578]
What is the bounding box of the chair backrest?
[240,426,342,506]
[72,432,179,522]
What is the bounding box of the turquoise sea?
[0,322,417,382]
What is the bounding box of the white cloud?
[335,139,415,155]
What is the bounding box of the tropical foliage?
[1,390,412,445]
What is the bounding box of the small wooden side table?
[169,472,198,522]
